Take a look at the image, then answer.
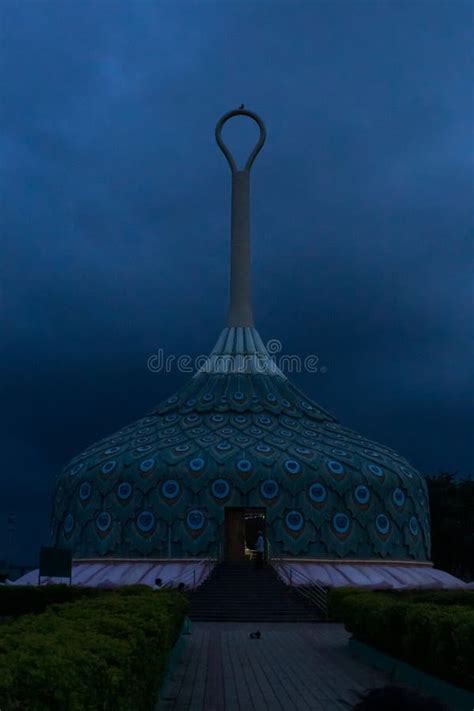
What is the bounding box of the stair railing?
[270,558,329,618]
[161,557,217,592]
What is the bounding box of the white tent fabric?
[273,561,468,589]
[11,560,214,590]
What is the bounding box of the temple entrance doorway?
[224,507,266,561]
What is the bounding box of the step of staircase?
[189,562,324,622]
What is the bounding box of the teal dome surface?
[51,326,431,562]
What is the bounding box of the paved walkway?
[158,623,388,710]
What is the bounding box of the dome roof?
[51,109,430,563]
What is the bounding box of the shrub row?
[0,584,106,617]
[0,586,188,710]
[328,588,474,691]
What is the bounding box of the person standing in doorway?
[255,530,265,568]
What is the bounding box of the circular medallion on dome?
[101,460,116,475]
[233,391,245,401]
[186,398,197,407]
[409,516,419,536]
[393,488,405,507]
[354,485,370,505]
[368,463,384,477]
[212,479,230,499]
[296,447,312,456]
[284,459,301,475]
[400,465,414,479]
[162,480,180,499]
[79,482,92,501]
[285,510,304,531]
[64,513,74,533]
[249,426,263,436]
[136,445,153,453]
[137,511,155,533]
[202,393,214,402]
[175,444,191,453]
[333,513,350,534]
[165,414,178,423]
[233,415,247,424]
[69,463,84,477]
[309,483,327,503]
[220,427,234,436]
[105,446,121,455]
[189,457,205,472]
[261,479,279,499]
[281,399,291,407]
[258,415,272,426]
[237,459,252,473]
[187,510,205,530]
[140,458,155,473]
[327,460,344,475]
[376,514,390,535]
[117,482,132,500]
[266,393,277,403]
[185,415,199,425]
[216,442,232,451]
[96,512,112,532]
[256,444,272,453]
[211,415,225,424]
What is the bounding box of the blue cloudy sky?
[1,0,472,563]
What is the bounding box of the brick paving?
[158,623,388,711]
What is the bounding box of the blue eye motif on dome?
[96,512,112,532]
[137,511,155,533]
[368,463,384,477]
[186,398,196,407]
[234,415,247,424]
[211,415,225,424]
[409,516,419,536]
[256,444,272,453]
[140,458,155,473]
[162,480,180,499]
[167,396,178,404]
[261,480,279,499]
[393,488,405,507]
[333,513,350,534]
[69,463,84,476]
[104,446,121,455]
[354,485,370,505]
[64,514,74,533]
[165,414,178,423]
[175,444,191,453]
[79,482,92,501]
[376,514,390,535]
[281,399,291,407]
[258,416,272,426]
[266,393,277,403]
[285,510,304,531]
[189,457,205,472]
[233,391,245,401]
[187,510,205,531]
[237,459,252,473]
[309,483,327,503]
[284,459,301,475]
[212,479,230,499]
[296,447,312,456]
[136,445,152,453]
[327,460,345,475]
[216,442,232,451]
[117,482,132,500]
[202,393,214,402]
[101,460,116,475]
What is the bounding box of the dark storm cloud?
[1,1,472,562]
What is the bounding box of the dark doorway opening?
[224,507,266,561]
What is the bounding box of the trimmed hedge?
[329,588,474,691]
[0,586,188,710]
[0,584,105,617]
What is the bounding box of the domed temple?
[18,109,465,589]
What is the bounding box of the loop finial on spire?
[215,108,267,327]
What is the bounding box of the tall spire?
[215,108,267,327]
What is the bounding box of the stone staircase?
[188,561,324,622]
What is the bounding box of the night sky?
[1,1,472,564]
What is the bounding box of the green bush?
[0,584,105,617]
[0,588,189,710]
[328,588,474,691]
